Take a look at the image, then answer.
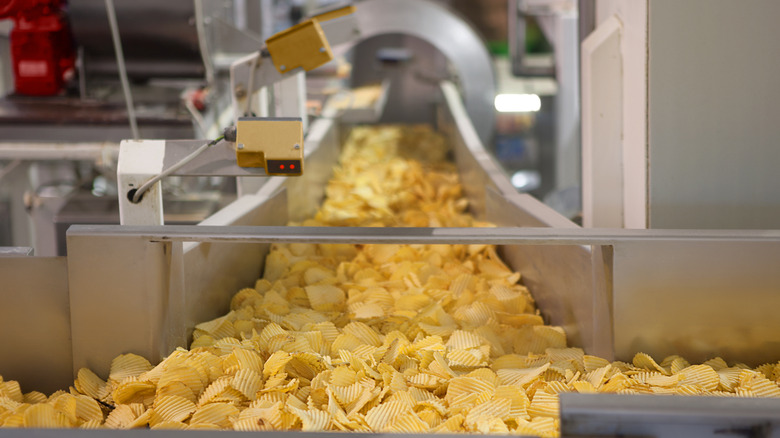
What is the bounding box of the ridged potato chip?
[109,354,153,383]
[154,395,196,423]
[190,402,239,428]
[74,368,107,401]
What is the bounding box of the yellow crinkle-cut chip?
[156,381,196,403]
[22,391,46,404]
[633,352,669,375]
[0,380,23,403]
[365,400,410,431]
[738,370,780,398]
[74,394,103,423]
[112,380,155,406]
[389,411,429,432]
[445,376,495,403]
[447,349,486,368]
[23,403,69,428]
[103,404,143,429]
[190,402,239,428]
[231,368,262,401]
[74,368,107,401]
[497,364,550,387]
[224,348,264,375]
[151,420,187,430]
[677,364,719,392]
[157,366,204,399]
[154,395,196,423]
[305,284,346,312]
[109,354,153,383]
[79,419,103,429]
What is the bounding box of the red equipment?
[0,0,75,95]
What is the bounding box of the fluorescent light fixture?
[511,170,541,191]
[494,93,541,113]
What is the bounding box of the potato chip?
[497,364,550,387]
[445,377,495,404]
[112,380,155,406]
[186,422,222,430]
[738,370,780,398]
[21,391,46,405]
[231,368,262,401]
[74,368,107,401]
[365,400,410,431]
[678,364,719,391]
[305,284,346,312]
[190,402,239,428]
[109,354,153,383]
[447,349,486,368]
[153,395,196,423]
[388,411,430,432]
[79,419,103,429]
[22,403,69,428]
[74,394,103,423]
[465,398,511,426]
[633,353,669,375]
[147,420,185,430]
[103,404,142,429]
[194,312,235,340]
[528,391,559,418]
[223,348,264,375]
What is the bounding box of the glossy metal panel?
[349,0,496,144]
[613,240,780,365]
[0,256,72,393]
[561,393,780,438]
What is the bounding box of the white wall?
[648,0,780,229]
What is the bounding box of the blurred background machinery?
[3,0,780,254]
[0,0,584,256]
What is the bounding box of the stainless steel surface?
[179,195,286,348]
[485,187,599,356]
[0,246,32,256]
[67,224,780,368]
[160,139,269,177]
[613,239,780,365]
[66,193,286,378]
[69,0,205,79]
[349,0,496,145]
[439,82,518,219]
[0,142,118,161]
[0,256,71,394]
[561,393,780,437]
[65,225,780,246]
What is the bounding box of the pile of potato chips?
[2,125,780,435]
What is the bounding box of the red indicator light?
[290,164,296,169]
[280,165,285,169]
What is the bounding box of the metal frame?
[66,223,780,368]
[348,0,497,145]
[0,246,33,256]
[561,393,780,437]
